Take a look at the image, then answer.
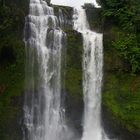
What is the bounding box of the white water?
[23,0,111,140]
[73,7,108,140]
[23,0,73,140]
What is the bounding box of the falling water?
[73,7,108,140]
[23,0,111,139]
[23,0,72,140]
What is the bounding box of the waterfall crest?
[23,0,73,140]
[73,7,108,140]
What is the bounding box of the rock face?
[53,5,83,134]
[84,4,103,33]
[65,29,83,134]
[46,0,50,5]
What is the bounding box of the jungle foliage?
[102,0,140,138]
[101,0,140,73]
[0,1,27,139]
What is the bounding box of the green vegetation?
[101,0,140,137]
[64,29,83,128]
[101,0,140,73]
[0,38,24,140]
[0,1,27,139]
[65,29,83,102]
[0,0,140,139]
[103,72,140,135]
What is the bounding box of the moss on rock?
[102,25,140,138]
[65,29,83,99]
[64,29,83,132]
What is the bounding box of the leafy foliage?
[113,32,140,73]
[0,5,25,39]
[101,0,140,73]
[102,0,140,136]
[0,1,27,139]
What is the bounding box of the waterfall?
[23,0,111,139]
[73,7,108,140]
[23,0,73,140]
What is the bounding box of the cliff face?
[84,4,103,33]
[53,5,83,133]
[0,0,28,139]
[0,1,140,140]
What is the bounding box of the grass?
[103,72,140,134]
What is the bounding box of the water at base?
[23,0,74,140]
[73,7,110,140]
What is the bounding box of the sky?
[51,0,101,7]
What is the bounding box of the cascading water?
[73,7,108,140]
[23,0,73,140]
[23,0,111,139]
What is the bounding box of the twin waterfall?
[24,0,108,140]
